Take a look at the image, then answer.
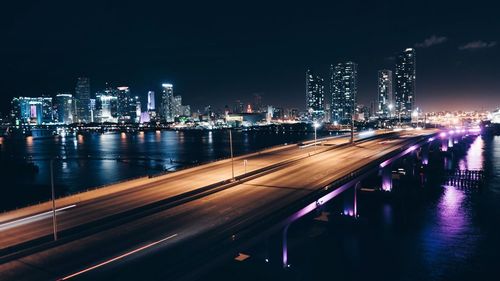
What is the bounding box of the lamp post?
[229,129,234,181]
[50,159,58,241]
[388,103,394,129]
[412,109,419,127]
[350,115,354,144]
[313,122,320,152]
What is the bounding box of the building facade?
[377,70,393,118]
[305,69,325,121]
[330,62,358,124]
[161,83,174,122]
[394,48,416,118]
[95,88,118,123]
[74,77,91,123]
[54,93,74,124]
[10,97,54,125]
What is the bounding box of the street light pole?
[314,124,317,151]
[313,122,320,153]
[229,129,234,181]
[350,114,354,144]
[50,159,58,241]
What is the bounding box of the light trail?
[59,233,178,280]
[0,205,77,231]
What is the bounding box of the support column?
[441,138,448,152]
[282,224,290,268]
[421,144,429,165]
[342,182,360,217]
[353,182,360,218]
[380,164,393,192]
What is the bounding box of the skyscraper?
[95,89,118,123]
[74,77,91,123]
[330,62,357,124]
[54,93,74,124]
[377,70,393,118]
[172,95,182,117]
[161,83,174,122]
[147,91,156,111]
[395,48,416,118]
[10,97,52,125]
[116,86,131,122]
[41,97,54,123]
[305,69,325,121]
[130,96,141,123]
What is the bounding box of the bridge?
[0,128,470,280]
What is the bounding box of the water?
[204,135,500,281]
[0,130,319,211]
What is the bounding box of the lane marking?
[0,205,77,231]
[59,233,178,280]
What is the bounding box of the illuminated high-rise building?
[147,91,156,111]
[74,77,91,123]
[330,62,357,124]
[377,70,393,118]
[305,69,325,121]
[173,95,182,117]
[95,89,118,123]
[161,83,174,122]
[395,48,416,117]
[10,97,53,125]
[116,86,131,122]
[41,97,54,123]
[54,93,74,124]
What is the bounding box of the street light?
[229,129,234,181]
[412,109,419,127]
[313,122,320,152]
[50,159,58,241]
[388,103,394,119]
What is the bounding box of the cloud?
[459,40,497,50]
[415,35,448,48]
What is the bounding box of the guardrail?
[0,132,351,213]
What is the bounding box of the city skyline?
[1,1,499,115]
[2,2,500,281]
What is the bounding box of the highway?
[0,132,377,252]
[0,129,436,281]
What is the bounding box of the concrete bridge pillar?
[421,144,429,165]
[380,164,393,192]
[440,138,448,152]
[282,224,290,268]
[342,182,360,217]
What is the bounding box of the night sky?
[1,0,499,114]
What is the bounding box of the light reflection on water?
[295,135,490,281]
[419,137,484,279]
[463,136,484,170]
[0,130,318,210]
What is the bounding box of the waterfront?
[205,135,500,281]
[0,130,323,211]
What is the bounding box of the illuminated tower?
[395,48,416,118]
[377,70,393,118]
[305,69,325,121]
[74,77,91,123]
[331,62,357,124]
